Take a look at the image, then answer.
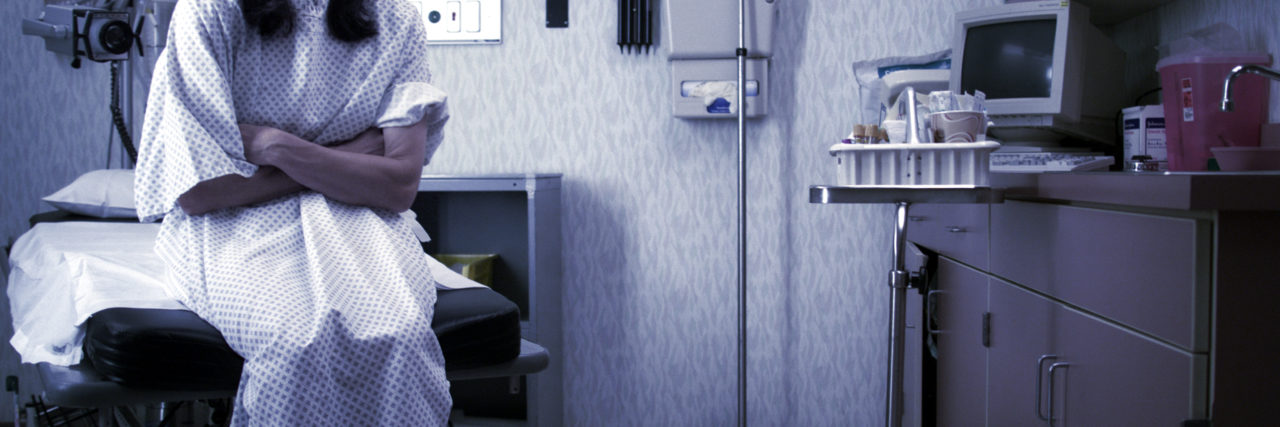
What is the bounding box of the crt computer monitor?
[950,0,1126,146]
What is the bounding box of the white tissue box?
[830,141,1000,186]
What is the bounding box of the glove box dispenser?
[666,0,777,119]
[671,59,769,119]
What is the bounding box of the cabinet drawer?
[990,201,1210,351]
[905,203,988,269]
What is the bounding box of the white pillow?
[42,169,137,218]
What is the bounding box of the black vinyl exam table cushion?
[80,287,521,391]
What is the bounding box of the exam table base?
[34,339,550,426]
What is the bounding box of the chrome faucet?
[1221,64,1280,112]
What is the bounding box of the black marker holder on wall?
[616,0,652,54]
[546,0,568,28]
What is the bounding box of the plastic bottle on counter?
[851,124,868,144]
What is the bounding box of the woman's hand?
[176,180,225,215]
[176,167,305,216]
[240,123,280,166]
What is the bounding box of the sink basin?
[1210,146,1280,171]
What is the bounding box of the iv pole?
[735,0,748,426]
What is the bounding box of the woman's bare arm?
[176,128,386,215]
[176,166,302,215]
[245,118,430,212]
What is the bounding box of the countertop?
[992,171,1280,212]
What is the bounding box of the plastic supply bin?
[830,141,1000,187]
[1156,53,1271,171]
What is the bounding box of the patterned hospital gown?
[133,0,451,424]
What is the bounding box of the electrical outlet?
[410,0,501,45]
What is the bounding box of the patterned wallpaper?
[3,0,1276,425]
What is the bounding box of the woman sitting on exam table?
[133,0,452,424]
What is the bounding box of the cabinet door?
[933,258,988,425]
[989,280,1204,426]
[1052,296,1205,426]
[987,279,1057,426]
[903,289,923,427]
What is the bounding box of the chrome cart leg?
[886,202,910,427]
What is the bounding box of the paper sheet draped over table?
[6,221,484,366]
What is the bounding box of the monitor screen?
[960,19,1057,100]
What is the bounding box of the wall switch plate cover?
[412,0,501,44]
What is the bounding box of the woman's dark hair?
[241,0,377,42]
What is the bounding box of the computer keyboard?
[990,152,1115,172]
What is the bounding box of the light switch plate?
[411,0,501,45]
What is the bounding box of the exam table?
[13,211,550,425]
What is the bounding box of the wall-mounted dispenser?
[666,0,778,119]
[413,0,502,45]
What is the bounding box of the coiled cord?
[110,61,138,165]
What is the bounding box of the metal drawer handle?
[946,226,966,233]
[1048,362,1071,426]
[1036,354,1058,422]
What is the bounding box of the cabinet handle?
[1048,362,1071,426]
[946,226,966,233]
[1035,354,1058,422]
[908,216,926,222]
[926,290,943,335]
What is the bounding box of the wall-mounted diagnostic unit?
[666,0,778,119]
[22,4,137,66]
[413,0,502,45]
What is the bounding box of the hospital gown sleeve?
[374,12,449,164]
[133,0,255,222]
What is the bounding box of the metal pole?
[736,0,748,426]
[886,202,909,427]
[124,38,133,168]
[120,2,135,169]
